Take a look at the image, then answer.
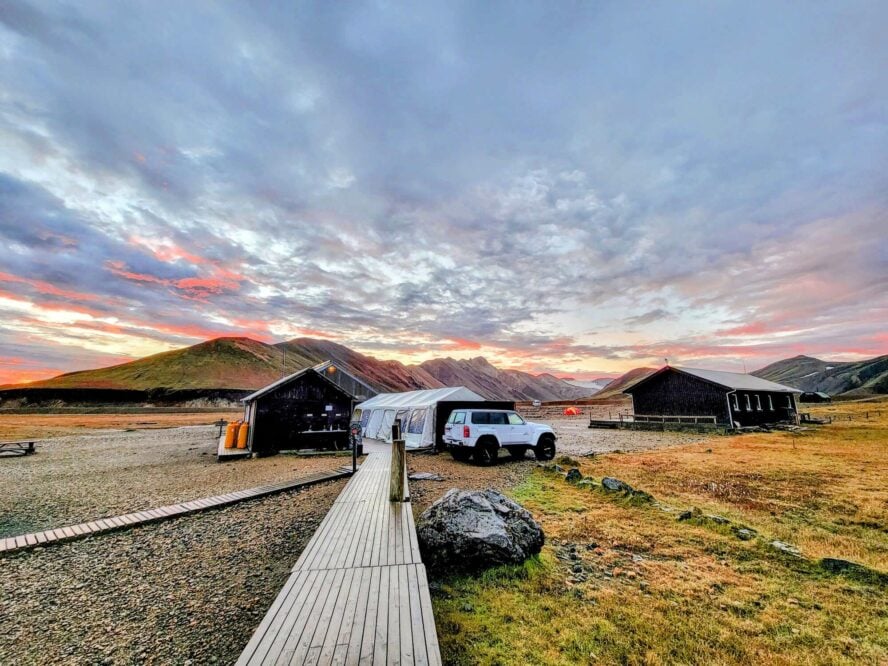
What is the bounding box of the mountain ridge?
[3,336,593,402]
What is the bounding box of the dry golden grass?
[0,411,241,440]
[433,398,888,665]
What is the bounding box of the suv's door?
[445,411,466,442]
[486,411,510,442]
[507,411,530,444]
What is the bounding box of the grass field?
[432,399,888,665]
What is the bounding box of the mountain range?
[6,339,885,404]
[5,337,593,402]
[752,354,888,397]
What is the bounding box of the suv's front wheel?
[534,434,556,461]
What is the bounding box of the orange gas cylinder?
[236,422,249,449]
[224,421,238,448]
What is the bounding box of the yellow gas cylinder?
[224,421,238,448]
[236,422,249,449]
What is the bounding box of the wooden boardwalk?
[0,467,351,556]
[237,451,441,666]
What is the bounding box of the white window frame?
[745,394,752,411]
[768,395,774,411]
[732,394,739,411]
[755,395,762,411]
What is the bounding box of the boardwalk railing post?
[390,420,405,502]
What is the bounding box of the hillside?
[11,338,308,391]
[275,338,443,394]
[753,354,888,396]
[416,357,591,401]
[590,367,658,399]
[3,337,592,402]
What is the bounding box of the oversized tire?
[473,438,498,466]
[450,447,471,462]
[507,446,527,460]
[534,434,556,461]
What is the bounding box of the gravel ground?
[0,425,353,537]
[0,478,345,665]
[407,451,538,514]
[405,420,712,514]
[548,416,710,455]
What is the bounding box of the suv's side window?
[489,412,508,425]
[471,412,489,424]
[507,412,525,425]
[451,411,466,425]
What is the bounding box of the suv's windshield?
[507,412,525,425]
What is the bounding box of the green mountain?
[752,354,888,397]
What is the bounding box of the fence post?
[390,419,406,502]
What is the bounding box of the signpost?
[389,419,406,502]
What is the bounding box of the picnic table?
[0,440,36,457]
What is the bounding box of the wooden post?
[390,420,405,502]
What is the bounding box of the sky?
[0,1,886,385]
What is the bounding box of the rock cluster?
[416,489,544,572]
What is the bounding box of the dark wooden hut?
[242,362,377,455]
[624,366,801,428]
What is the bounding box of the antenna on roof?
[742,360,747,373]
[664,358,669,367]
[282,347,286,378]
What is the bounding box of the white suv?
[443,409,557,465]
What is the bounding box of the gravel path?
[0,478,345,665]
[0,426,350,537]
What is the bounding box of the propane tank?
[224,421,239,448]
[236,421,249,449]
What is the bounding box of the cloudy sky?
[0,1,886,384]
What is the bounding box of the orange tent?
[563,406,581,416]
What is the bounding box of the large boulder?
[416,489,544,572]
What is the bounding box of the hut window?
[745,395,752,411]
[755,395,762,411]
[732,394,739,411]
[768,395,774,410]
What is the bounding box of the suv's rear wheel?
[473,438,498,466]
[450,447,471,462]
[534,434,556,461]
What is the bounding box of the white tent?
[355,387,484,448]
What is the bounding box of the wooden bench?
[237,450,440,665]
[0,440,36,457]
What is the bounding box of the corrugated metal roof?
[356,386,484,410]
[673,366,801,393]
[242,360,372,402]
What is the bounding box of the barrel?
[224,421,239,448]
[236,422,249,449]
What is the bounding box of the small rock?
[770,540,802,557]
[602,477,632,492]
[565,468,583,483]
[734,528,756,541]
[705,514,731,525]
[677,510,693,521]
[408,472,445,481]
